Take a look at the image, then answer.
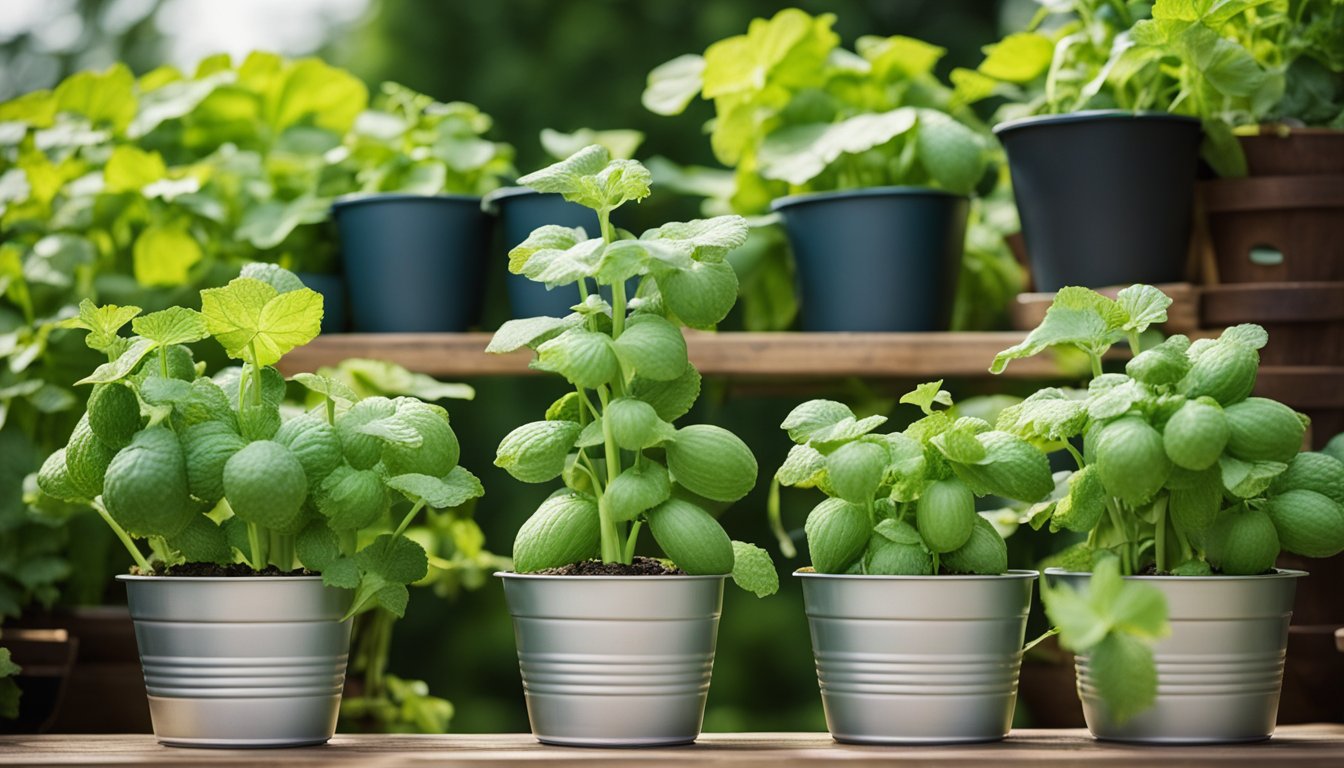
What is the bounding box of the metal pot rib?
[498,573,725,747]
[118,575,352,748]
[1047,568,1305,743]
[797,570,1038,744]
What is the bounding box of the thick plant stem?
[91,499,152,573]
[595,385,623,563]
[247,522,269,570]
[623,521,642,564]
[1153,496,1168,574]
[1104,500,1131,575]
[271,531,295,572]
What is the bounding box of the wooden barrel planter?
[1199,129,1344,285]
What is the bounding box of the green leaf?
[104,145,166,193]
[900,381,953,416]
[495,420,582,483]
[730,540,779,597]
[641,216,750,263]
[605,463,672,521]
[541,127,644,161]
[857,34,945,77]
[933,420,989,464]
[296,520,342,571]
[1219,323,1268,350]
[356,533,429,585]
[825,440,887,503]
[1219,455,1288,498]
[915,109,986,195]
[532,328,619,389]
[54,63,136,131]
[782,400,856,443]
[63,299,142,353]
[991,287,1131,373]
[132,307,208,347]
[629,364,701,422]
[386,466,484,509]
[517,145,651,211]
[605,398,676,450]
[1088,632,1160,724]
[200,277,323,367]
[643,54,706,116]
[655,261,739,329]
[507,225,589,276]
[237,197,330,249]
[241,263,307,294]
[700,8,837,100]
[996,389,1087,443]
[132,225,203,287]
[290,372,360,405]
[775,443,827,487]
[758,108,917,186]
[1115,284,1172,333]
[612,315,687,381]
[487,315,581,354]
[1051,466,1107,533]
[977,33,1054,82]
[76,338,156,385]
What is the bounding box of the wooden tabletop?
[277,331,1087,380]
[4,727,1344,767]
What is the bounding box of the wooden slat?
[277,332,1084,380]
[2,728,1342,766]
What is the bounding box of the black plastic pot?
[490,188,598,318]
[995,111,1201,291]
[771,187,967,332]
[295,272,348,334]
[332,194,489,332]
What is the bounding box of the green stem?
[932,551,941,576]
[393,500,427,539]
[247,343,263,406]
[365,609,393,701]
[1104,500,1131,575]
[1089,352,1104,379]
[159,346,169,378]
[1153,495,1168,574]
[271,532,295,572]
[91,499,153,573]
[326,397,336,425]
[1063,442,1086,471]
[623,521,642,564]
[1128,331,1143,356]
[596,385,623,563]
[247,522,268,569]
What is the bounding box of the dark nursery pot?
[491,188,601,319]
[295,272,348,334]
[333,194,489,332]
[995,111,1201,291]
[771,187,967,332]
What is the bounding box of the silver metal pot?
[796,570,1037,744]
[1047,568,1306,743]
[118,575,352,748]
[497,573,725,747]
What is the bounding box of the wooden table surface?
[3,727,1344,767]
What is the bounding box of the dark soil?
[535,556,685,576]
[139,563,313,578]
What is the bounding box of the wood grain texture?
[277,332,1085,380]
[3,728,1343,767]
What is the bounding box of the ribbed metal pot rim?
[116,574,326,583]
[772,185,965,213]
[993,109,1201,136]
[1043,567,1308,582]
[795,568,1038,581]
[331,192,483,212]
[496,571,726,583]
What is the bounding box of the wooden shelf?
[278,331,1085,380]
[5,728,1342,766]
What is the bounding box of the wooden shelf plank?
[278,331,1083,380]
[4,727,1342,766]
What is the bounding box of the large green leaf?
[200,277,323,367]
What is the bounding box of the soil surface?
[138,563,313,578]
[535,557,686,576]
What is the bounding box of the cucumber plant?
[487,145,777,598]
[993,283,1342,721]
[773,383,1054,576]
[35,264,484,619]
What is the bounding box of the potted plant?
[992,283,1341,742]
[486,145,778,746]
[33,264,484,747]
[958,2,1203,290]
[771,382,1051,743]
[485,128,644,320]
[332,83,515,332]
[645,9,998,332]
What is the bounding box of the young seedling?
[773,382,1053,576]
[993,284,1339,721]
[37,264,484,619]
[487,145,777,598]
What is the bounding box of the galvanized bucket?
[498,573,725,747]
[1047,568,1306,743]
[796,570,1037,744]
[118,575,352,748]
